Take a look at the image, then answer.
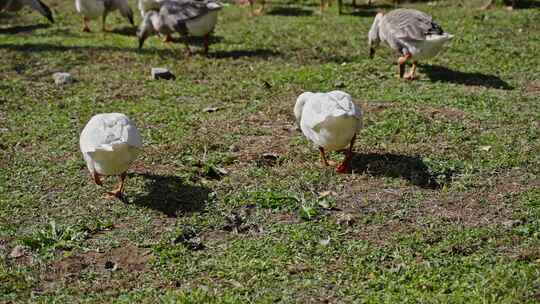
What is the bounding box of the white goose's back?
[80,113,142,176]
[296,91,362,151]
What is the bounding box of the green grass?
[1,0,540,302]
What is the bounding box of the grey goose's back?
[160,0,222,23]
[380,9,444,42]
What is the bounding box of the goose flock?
[1,0,461,198]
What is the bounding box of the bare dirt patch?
[229,114,296,165]
[41,242,152,292]
[417,105,468,122]
[526,81,540,95]
[334,170,539,245]
[417,172,540,228]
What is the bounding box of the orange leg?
[398,53,412,79]
[92,171,102,186]
[404,61,418,80]
[106,172,127,199]
[101,15,111,32]
[82,17,91,32]
[250,0,265,16]
[163,34,173,43]
[336,133,356,174]
[319,147,330,166]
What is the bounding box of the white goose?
[0,0,54,23]
[75,0,134,32]
[137,0,223,55]
[80,113,142,199]
[294,91,363,173]
[368,9,454,80]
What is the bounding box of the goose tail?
[94,141,130,152]
[429,33,453,41]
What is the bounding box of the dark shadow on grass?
[109,26,137,36]
[0,42,177,55]
[267,6,313,16]
[0,23,49,34]
[519,0,540,8]
[0,12,18,19]
[351,153,443,189]
[209,49,281,59]
[130,173,212,217]
[161,35,224,44]
[499,0,540,8]
[345,3,394,17]
[0,42,280,59]
[421,64,513,90]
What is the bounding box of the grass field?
[1,0,540,302]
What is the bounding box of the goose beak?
[369,47,375,59]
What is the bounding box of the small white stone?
[151,68,175,80]
[8,245,27,259]
[502,219,521,229]
[479,145,492,152]
[52,72,74,85]
[202,107,219,113]
[319,237,330,246]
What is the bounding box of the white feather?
[138,0,161,17]
[75,0,105,19]
[295,91,362,151]
[403,33,454,60]
[186,10,218,37]
[79,113,142,176]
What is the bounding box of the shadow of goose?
[511,0,540,8]
[344,3,395,17]
[351,153,445,189]
[129,173,212,218]
[209,49,282,59]
[0,42,177,55]
[0,23,50,34]
[421,65,513,90]
[267,6,314,16]
[109,26,137,36]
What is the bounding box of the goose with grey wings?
[137,0,222,55]
[368,8,454,80]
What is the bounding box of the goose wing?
[301,91,361,131]
[160,0,221,24]
[382,9,443,42]
[138,0,161,16]
[80,113,142,154]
